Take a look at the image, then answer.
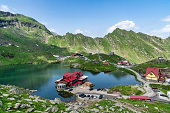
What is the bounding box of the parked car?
[89,88,94,91]
[152,87,158,89]
[99,95,103,99]
[153,89,160,92]
[91,95,94,99]
[160,94,168,97]
[94,96,97,99]
[168,81,170,84]
[103,88,107,91]
[79,93,85,97]
[97,88,101,91]
[87,95,90,97]
[68,89,73,91]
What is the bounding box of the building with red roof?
[56,72,88,89]
[103,63,109,65]
[142,68,165,82]
[130,95,151,100]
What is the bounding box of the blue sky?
[0,0,170,38]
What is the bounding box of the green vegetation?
[131,59,170,74]
[57,90,74,98]
[119,99,170,113]
[49,28,170,64]
[108,85,144,96]
[0,28,70,65]
[150,84,170,94]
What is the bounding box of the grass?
[108,85,144,96]
[119,98,170,113]
[150,84,170,94]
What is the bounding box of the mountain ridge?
[0,11,170,64]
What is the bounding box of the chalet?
[72,53,84,57]
[56,72,88,89]
[142,68,165,82]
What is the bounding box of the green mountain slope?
[49,28,170,64]
[0,11,169,64]
[0,27,69,65]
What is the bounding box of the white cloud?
[162,16,170,22]
[0,5,10,12]
[152,25,170,33]
[107,20,137,33]
[75,29,83,34]
[49,28,56,32]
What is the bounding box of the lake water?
[0,63,141,101]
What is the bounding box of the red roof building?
[56,72,88,89]
[142,68,165,82]
[104,63,109,65]
[130,95,151,100]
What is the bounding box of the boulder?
[26,108,34,112]
[45,107,53,112]
[14,103,21,109]
[99,106,104,110]
[23,99,32,101]
[0,101,3,106]
[54,98,61,104]
[51,106,58,112]
[2,94,9,97]
[8,98,15,101]
[66,106,74,111]
[92,108,99,112]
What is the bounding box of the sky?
[0,0,170,39]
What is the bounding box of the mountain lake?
[0,63,142,102]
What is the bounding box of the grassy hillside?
[49,29,170,64]
[0,28,70,65]
[0,11,170,64]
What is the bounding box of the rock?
[66,106,74,111]
[95,104,99,107]
[0,101,3,106]
[42,104,46,108]
[26,108,34,112]
[20,104,30,108]
[51,106,58,112]
[154,107,158,110]
[8,98,15,100]
[45,107,52,112]
[92,108,99,112]
[50,100,55,104]
[2,94,9,97]
[23,99,32,101]
[14,103,21,109]
[54,98,61,104]
[29,102,33,105]
[70,110,79,113]
[110,107,115,111]
[99,106,104,110]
